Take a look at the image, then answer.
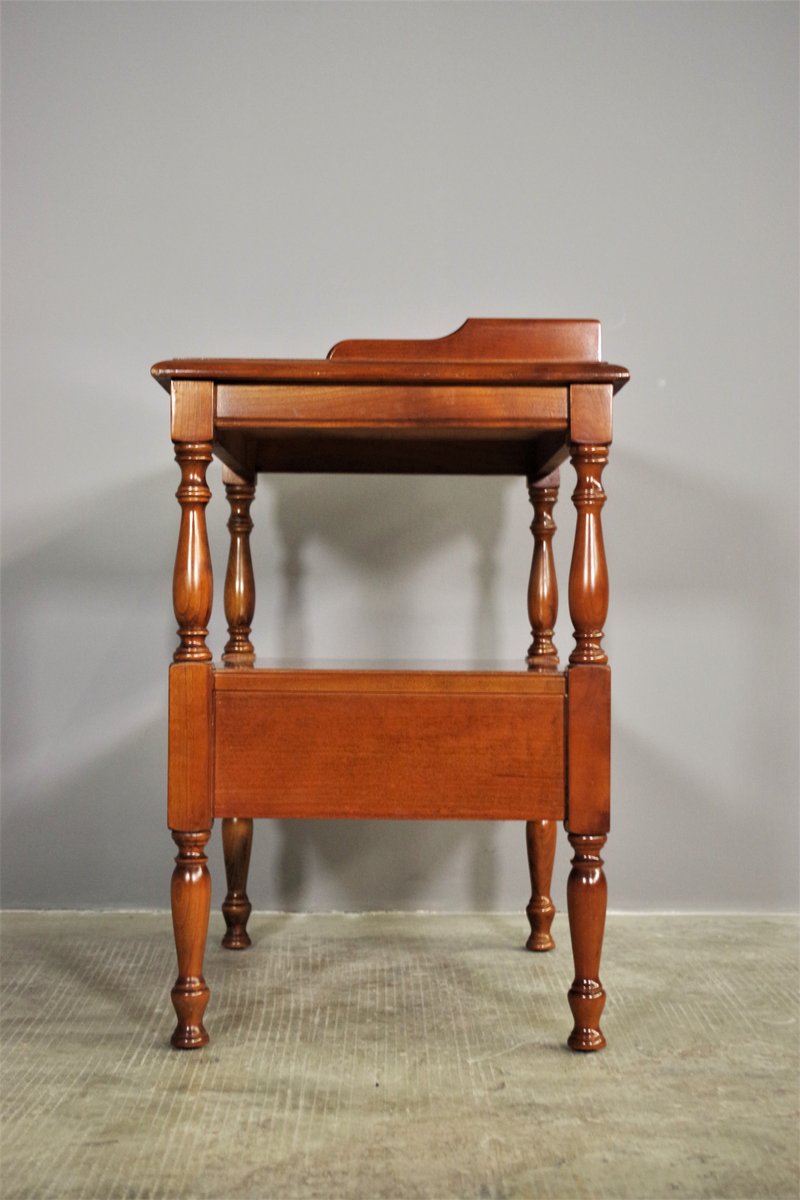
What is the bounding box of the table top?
[153,357,629,390]
[154,320,629,477]
[152,318,629,392]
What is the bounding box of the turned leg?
[219,469,255,947]
[566,833,607,1051]
[564,401,612,1050]
[525,819,557,951]
[568,443,608,666]
[168,386,215,1049]
[172,440,213,663]
[524,472,559,948]
[170,830,212,1049]
[221,817,253,949]
[526,469,560,670]
[222,467,256,662]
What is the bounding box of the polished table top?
[152,318,629,476]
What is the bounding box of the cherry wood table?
[152,319,629,1053]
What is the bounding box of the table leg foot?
[525,819,556,951]
[566,833,607,1051]
[221,817,253,949]
[170,830,211,1049]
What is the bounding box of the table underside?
[215,427,569,476]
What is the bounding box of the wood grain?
[566,833,607,1051]
[525,819,557,951]
[221,467,256,663]
[566,665,610,834]
[569,383,613,445]
[152,359,629,392]
[215,384,567,429]
[170,830,212,1049]
[328,317,602,362]
[168,663,213,832]
[214,683,565,821]
[172,441,213,663]
[568,444,609,665]
[213,665,565,693]
[526,470,560,669]
[221,817,253,950]
[170,380,213,443]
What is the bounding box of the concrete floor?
[1,913,797,1200]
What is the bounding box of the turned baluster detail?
[222,472,256,663]
[170,830,212,1049]
[173,442,213,663]
[221,817,253,949]
[568,444,609,666]
[526,470,559,669]
[566,833,607,1051]
[525,819,557,951]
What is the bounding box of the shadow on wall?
[2,450,793,909]
[0,471,176,908]
[0,469,513,909]
[266,473,510,662]
[607,447,798,909]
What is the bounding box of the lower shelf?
[213,665,565,821]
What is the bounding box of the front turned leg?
[566,833,607,1051]
[221,817,253,949]
[525,820,556,950]
[170,830,212,1049]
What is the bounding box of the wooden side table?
[151,319,630,1053]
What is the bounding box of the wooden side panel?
[214,689,565,821]
[168,663,213,831]
[328,318,601,363]
[566,665,610,834]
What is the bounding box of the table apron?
[213,689,565,821]
[214,384,568,430]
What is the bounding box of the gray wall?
[2,1,797,912]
